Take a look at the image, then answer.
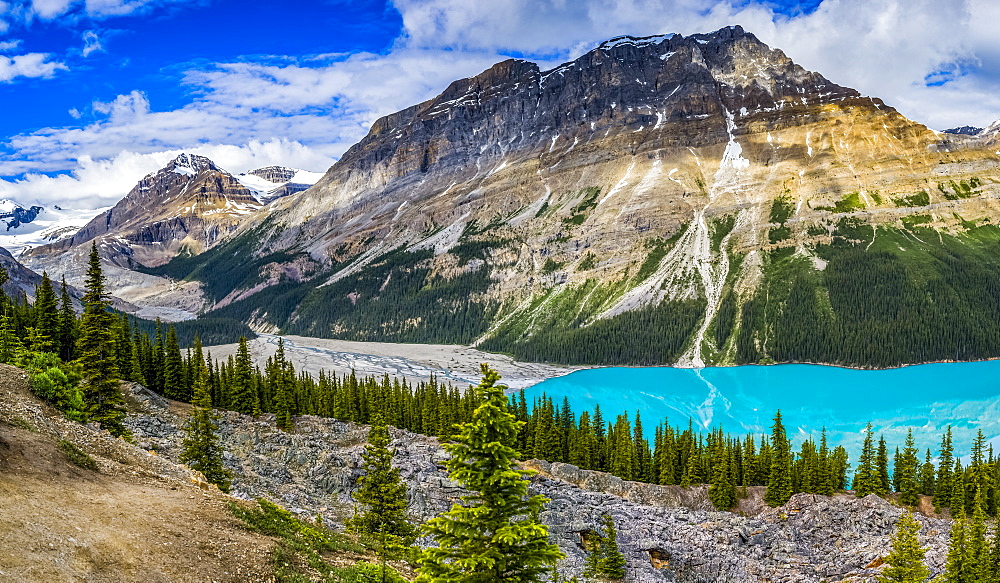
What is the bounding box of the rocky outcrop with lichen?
[125,391,953,582]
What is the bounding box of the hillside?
[24,25,1000,367]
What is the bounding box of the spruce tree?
[33,271,59,352]
[230,336,260,415]
[162,324,186,401]
[942,518,967,583]
[877,436,891,495]
[179,361,232,492]
[935,427,954,510]
[853,423,879,497]
[57,276,77,361]
[877,512,929,583]
[76,242,127,437]
[765,410,792,507]
[346,416,417,557]
[898,429,920,507]
[592,513,626,580]
[709,447,736,510]
[416,364,564,582]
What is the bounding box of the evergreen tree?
[179,361,232,492]
[583,514,626,581]
[57,276,77,362]
[230,336,260,415]
[877,512,929,583]
[877,435,891,495]
[75,243,127,437]
[935,426,954,510]
[765,410,792,507]
[162,324,186,401]
[33,271,59,352]
[942,518,967,583]
[709,446,736,510]
[346,416,417,557]
[853,424,880,497]
[416,364,564,582]
[898,429,920,507]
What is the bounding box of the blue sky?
[0,0,997,208]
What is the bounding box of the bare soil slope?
[0,364,275,582]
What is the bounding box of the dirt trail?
[0,365,275,582]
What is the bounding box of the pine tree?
[765,410,792,507]
[853,423,880,497]
[877,511,929,583]
[594,514,626,580]
[416,364,564,582]
[346,416,417,558]
[179,361,232,492]
[935,426,954,510]
[942,518,967,583]
[877,435,891,495]
[898,429,920,507]
[57,276,77,362]
[76,243,127,437]
[709,446,736,510]
[230,336,260,415]
[33,271,59,352]
[162,324,186,401]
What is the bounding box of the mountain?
[36,26,1000,367]
[26,153,261,269]
[236,165,323,204]
[0,199,44,231]
[943,126,984,135]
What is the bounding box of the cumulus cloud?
[0,40,22,51]
[0,52,66,82]
[393,0,1000,129]
[3,0,999,211]
[0,139,337,208]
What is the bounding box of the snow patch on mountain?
[237,166,323,204]
[0,205,107,255]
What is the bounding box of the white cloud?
[0,39,22,51]
[392,0,1000,129]
[0,139,336,209]
[81,29,101,56]
[3,0,1000,212]
[0,51,66,81]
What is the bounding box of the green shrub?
[25,353,85,422]
[334,562,406,583]
[59,440,97,471]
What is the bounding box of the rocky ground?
[126,388,954,583]
[204,334,581,390]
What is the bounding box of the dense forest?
[139,207,1000,368]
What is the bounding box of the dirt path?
[0,365,275,582]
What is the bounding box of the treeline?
[744,224,1000,367]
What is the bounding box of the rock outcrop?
[127,400,953,582]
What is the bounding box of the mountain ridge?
[24,25,1000,367]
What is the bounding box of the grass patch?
[578,253,597,271]
[541,258,564,274]
[59,440,98,471]
[893,191,929,207]
[902,214,932,229]
[769,226,791,243]
[709,214,737,253]
[635,239,670,283]
[769,195,794,224]
[938,178,982,201]
[230,498,380,583]
[816,191,865,213]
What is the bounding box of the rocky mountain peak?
[943,126,984,136]
[165,153,218,175]
[244,165,297,183]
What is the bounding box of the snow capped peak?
[597,33,677,52]
[167,153,216,175]
[237,166,323,204]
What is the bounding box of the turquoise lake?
[524,362,1000,456]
